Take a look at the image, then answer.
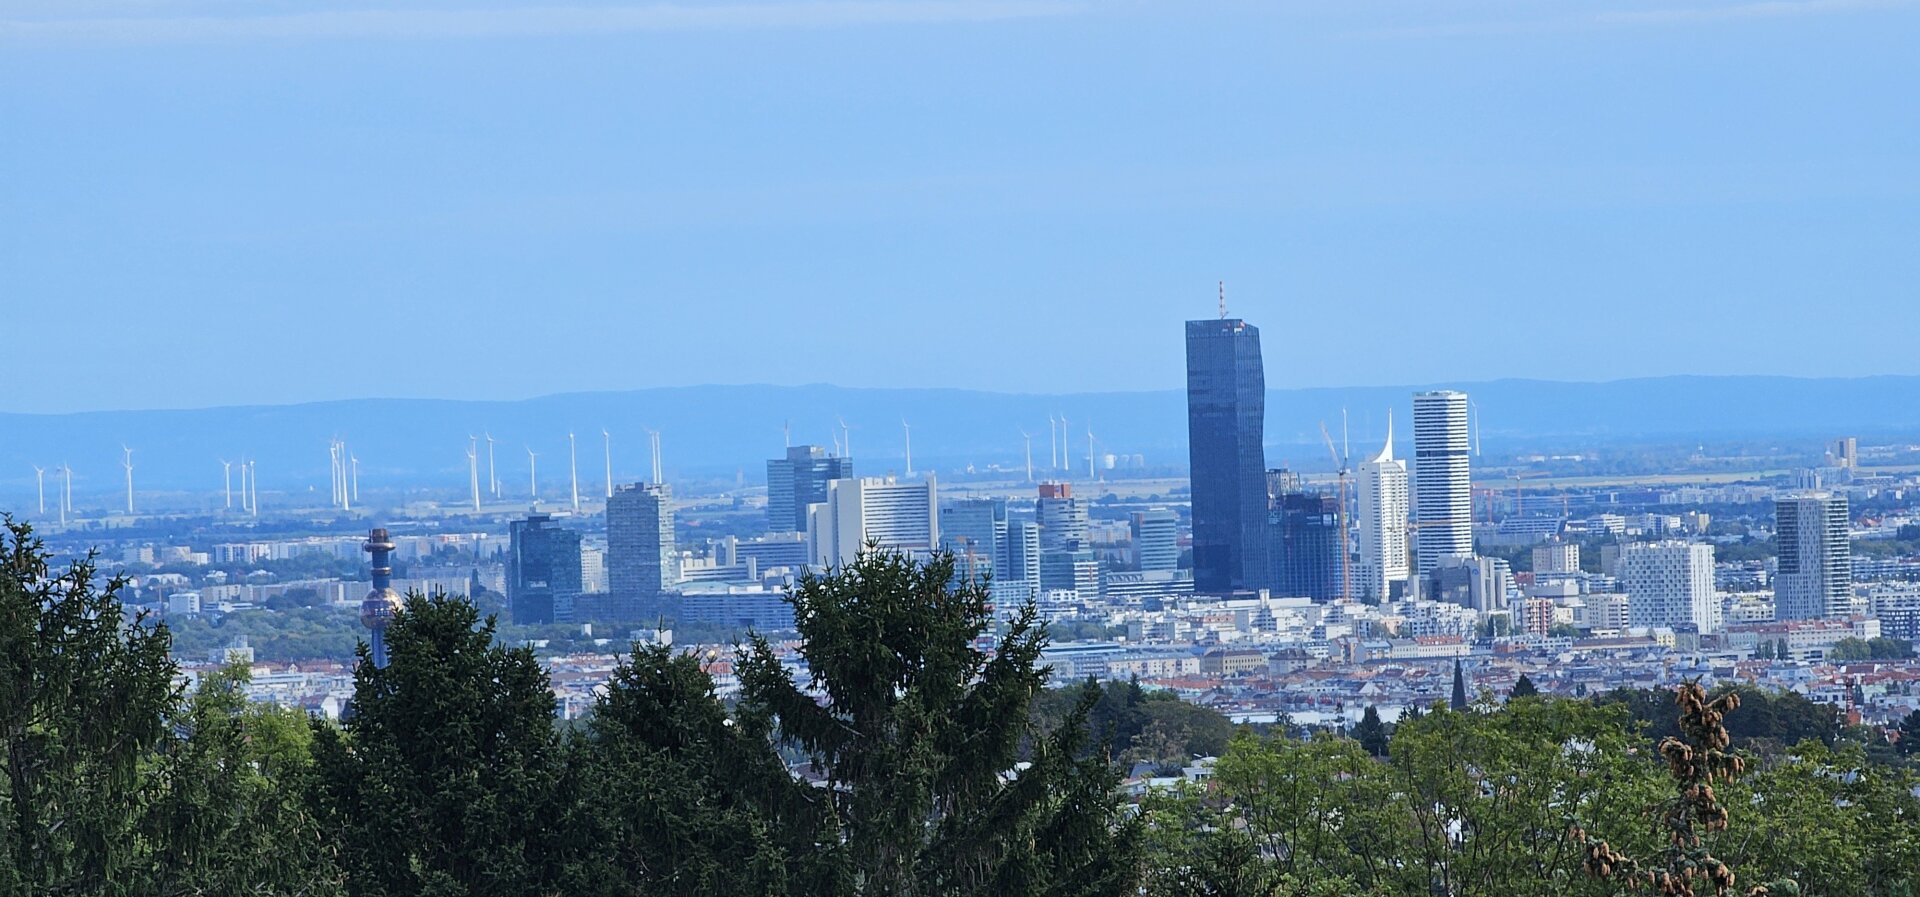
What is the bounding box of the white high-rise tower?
[1356,412,1409,601]
[1413,391,1472,575]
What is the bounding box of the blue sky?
[3,0,1917,413]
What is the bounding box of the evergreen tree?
[737,548,1141,896]
[0,518,336,897]
[0,520,176,895]
[561,643,847,896]
[1509,674,1539,700]
[1898,709,1920,757]
[1450,659,1468,711]
[311,593,564,897]
[1353,705,1390,758]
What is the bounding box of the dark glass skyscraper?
[507,513,583,624]
[1269,486,1341,602]
[1185,316,1269,594]
[767,445,854,533]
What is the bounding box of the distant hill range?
[3,376,1917,499]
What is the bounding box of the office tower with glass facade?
[1269,486,1341,602]
[1186,316,1270,594]
[1131,507,1179,572]
[767,445,853,533]
[508,513,583,624]
[808,475,938,568]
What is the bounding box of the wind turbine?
[1058,415,1069,471]
[485,432,499,498]
[31,466,45,515]
[239,459,249,514]
[644,429,663,485]
[247,460,258,516]
[837,417,854,460]
[350,453,359,503]
[59,463,71,524]
[782,420,791,448]
[902,419,913,477]
[467,437,482,511]
[568,431,581,512]
[121,446,134,515]
[1018,429,1033,483]
[339,441,351,511]
[1085,424,1096,482]
[220,459,232,509]
[602,429,613,498]
[1471,400,1483,458]
[1048,415,1058,471]
[526,447,539,504]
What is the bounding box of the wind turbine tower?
[645,429,663,485]
[60,463,71,524]
[220,459,232,509]
[568,431,581,512]
[1058,415,1069,471]
[526,447,539,504]
[1019,429,1033,483]
[902,419,913,477]
[350,454,359,503]
[1048,415,1058,470]
[485,433,499,498]
[602,429,613,498]
[1086,425,1096,482]
[121,447,134,515]
[32,466,45,515]
[248,460,258,516]
[467,437,482,511]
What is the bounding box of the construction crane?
[1319,422,1352,603]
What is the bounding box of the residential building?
[607,483,675,620]
[1775,493,1852,620]
[1533,540,1580,575]
[1413,390,1472,574]
[1621,541,1719,634]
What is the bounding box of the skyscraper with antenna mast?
[1185,286,1270,594]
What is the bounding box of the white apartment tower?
[1533,540,1580,575]
[1621,540,1720,634]
[807,475,939,568]
[1413,390,1473,574]
[1355,414,1409,601]
[1775,493,1852,619]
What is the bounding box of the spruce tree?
[1510,673,1539,700]
[737,548,1141,896]
[0,520,176,895]
[1898,709,1920,757]
[1352,705,1390,757]
[310,593,564,897]
[561,643,847,896]
[1450,659,1469,711]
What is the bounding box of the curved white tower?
[1356,412,1409,601]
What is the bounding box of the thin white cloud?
[0,1,1086,43]
[1367,0,1917,38]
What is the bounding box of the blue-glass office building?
[1185,317,1270,594]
